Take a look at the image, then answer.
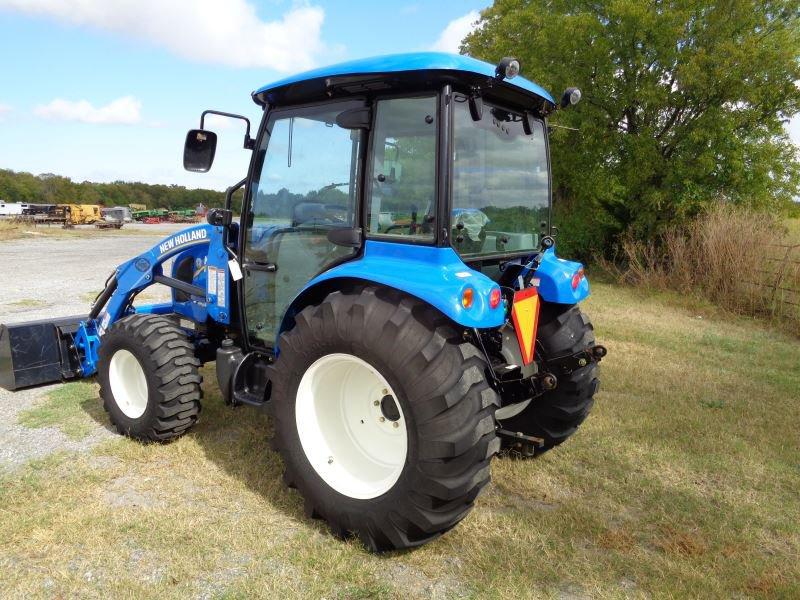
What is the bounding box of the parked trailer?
[0,202,32,217]
[133,208,169,222]
[95,219,124,230]
[101,207,133,223]
[168,209,198,223]
[0,53,604,552]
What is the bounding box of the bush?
[604,205,800,333]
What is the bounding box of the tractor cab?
[186,53,581,351]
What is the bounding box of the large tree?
[464,0,800,257]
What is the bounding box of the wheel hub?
[108,349,149,419]
[295,353,407,500]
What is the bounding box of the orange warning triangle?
[511,287,540,366]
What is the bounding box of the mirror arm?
[201,110,256,149]
[225,177,247,211]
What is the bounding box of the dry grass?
[1,282,799,598]
[0,220,142,241]
[603,206,800,333]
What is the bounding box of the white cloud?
[0,0,330,72]
[0,103,11,120]
[34,96,142,125]
[431,10,480,53]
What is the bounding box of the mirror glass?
[183,129,217,172]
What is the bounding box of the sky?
[0,1,797,193]
[0,0,487,191]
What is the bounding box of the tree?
[464,0,800,258]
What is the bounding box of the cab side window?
[366,96,437,241]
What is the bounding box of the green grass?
[6,298,47,309]
[2,283,799,598]
[17,381,107,440]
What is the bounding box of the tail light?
[489,287,502,309]
[571,267,585,290]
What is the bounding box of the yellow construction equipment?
[59,204,102,225]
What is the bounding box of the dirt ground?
[0,224,185,471]
[0,223,186,325]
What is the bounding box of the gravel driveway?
[0,223,190,471]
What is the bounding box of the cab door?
[242,101,365,349]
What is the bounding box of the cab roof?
[252,52,555,109]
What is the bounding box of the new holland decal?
[158,229,208,255]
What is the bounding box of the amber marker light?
[461,287,475,309]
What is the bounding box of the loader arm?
[76,223,233,377]
[0,224,234,390]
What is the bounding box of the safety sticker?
[207,266,218,295]
[217,269,226,307]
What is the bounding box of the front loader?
[0,53,605,551]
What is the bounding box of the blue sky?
[1,1,798,193]
[0,0,488,191]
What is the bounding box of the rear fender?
[534,247,589,304]
[280,240,505,338]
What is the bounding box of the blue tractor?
[0,53,605,551]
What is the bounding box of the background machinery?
[0,53,604,551]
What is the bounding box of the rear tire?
[498,303,598,456]
[270,285,500,551]
[97,314,202,442]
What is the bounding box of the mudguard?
[287,240,505,331]
[534,247,590,305]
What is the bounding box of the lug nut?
[393,422,399,429]
[578,358,587,367]
[379,417,386,423]
[382,388,388,395]
[373,400,380,406]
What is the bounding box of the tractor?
[0,53,605,551]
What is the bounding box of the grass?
[0,219,154,241]
[785,217,800,239]
[5,298,47,309]
[17,382,106,440]
[2,282,799,598]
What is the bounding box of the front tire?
[270,286,500,551]
[97,314,202,442]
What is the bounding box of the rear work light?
[571,267,585,290]
[489,287,502,309]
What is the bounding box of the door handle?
[244,262,278,272]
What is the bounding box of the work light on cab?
[561,87,582,108]
[496,57,520,80]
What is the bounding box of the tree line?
[463,0,800,259]
[0,169,227,210]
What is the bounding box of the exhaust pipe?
[0,316,86,391]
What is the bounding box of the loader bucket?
[0,316,85,391]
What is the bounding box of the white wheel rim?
[109,349,149,419]
[295,353,408,500]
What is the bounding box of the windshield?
[451,94,549,258]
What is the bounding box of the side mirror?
[184,129,217,172]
